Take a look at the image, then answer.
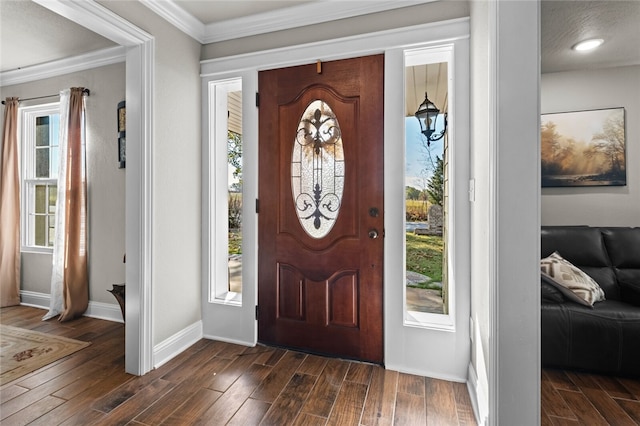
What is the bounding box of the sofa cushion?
[602,228,640,304]
[541,227,619,299]
[541,227,609,265]
[541,300,640,376]
[541,251,605,307]
[601,228,640,269]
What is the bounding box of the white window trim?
[403,44,456,331]
[201,69,258,346]
[208,77,243,306]
[20,102,60,254]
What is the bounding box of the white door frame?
[201,17,470,380]
[35,0,155,375]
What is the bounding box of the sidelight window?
[209,78,244,304]
[404,46,455,329]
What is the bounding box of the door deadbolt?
[369,207,379,217]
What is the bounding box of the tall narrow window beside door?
[209,78,244,304]
[21,103,60,252]
[404,46,455,329]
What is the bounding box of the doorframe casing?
[35,0,155,376]
[201,17,471,380]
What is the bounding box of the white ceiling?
[1,1,639,75]
[0,0,116,73]
[175,0,315,24]
[541,0,640,73]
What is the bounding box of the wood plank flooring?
[541,368,640,425]
[1,306,476,425]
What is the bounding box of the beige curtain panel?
[43,88,89,322]
[0,98,21,307]
[59,88,88,322]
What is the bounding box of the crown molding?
[203,1,434,44]
[139,0,433,44]
[0,46,126,87]
[140,0,205,43]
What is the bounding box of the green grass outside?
[406,231,443,287]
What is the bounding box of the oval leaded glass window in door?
[291,100,345,239]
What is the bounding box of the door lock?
[369,207,379,217]
[368,229,379,239]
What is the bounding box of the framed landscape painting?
[541,107,626,187]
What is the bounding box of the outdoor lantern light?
[414,92,448,145]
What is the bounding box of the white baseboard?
[153,321,204,368]
[20,290,124,323]
[86,301,124,323]
[202,333,255,348]
[467,363,488,426]
[20,291,51,310]
[383,362,466,384]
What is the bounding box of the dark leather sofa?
[541,226,640,376]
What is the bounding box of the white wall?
[541,65,640,226]
[469,1,492,421]
[470,1,540,424]
[99,1,203,345]
[0,62,126,305]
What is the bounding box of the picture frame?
[541,107,626,187]
[117,101,126,133]
[118,135,126,169]
[117,100,126,169]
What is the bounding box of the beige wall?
[541,65,640,226]
[0,62,126,305]
[99,1,203,345]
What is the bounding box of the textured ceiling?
[541,0,640,73]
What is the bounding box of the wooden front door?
[258,55,384,363]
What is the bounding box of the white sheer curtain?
[43,90,71,320]
[43,88,88,321]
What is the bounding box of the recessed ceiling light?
[572,38,604,51]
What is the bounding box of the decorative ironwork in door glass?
[292,100,345,239]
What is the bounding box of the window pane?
[49,185,57,213]
[228,89,243,294]
[48,215,56,247]
[36,116,50,147]
[405,61,448,317]
[35,185,46,214]
[228,193,242,293]
[36,147,50,178]
[50,146,59,177]
[291,100,344,239]
[35,215,46,246]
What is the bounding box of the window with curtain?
[20,103,60,252]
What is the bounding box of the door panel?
[258,55,384,363]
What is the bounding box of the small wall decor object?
[117,100,126,168]
[541,107,625,187]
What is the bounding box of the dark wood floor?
[1,305,476,425]
[541,367,640,425]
